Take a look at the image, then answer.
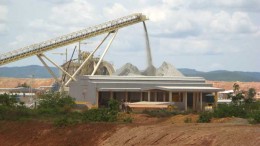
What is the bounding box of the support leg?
[37,55,60,83]
[91,31,118,75]
[65,33,111,86]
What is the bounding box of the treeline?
[198,85,260,123]
[0,92,131,127]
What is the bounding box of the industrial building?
[69,75,224,111]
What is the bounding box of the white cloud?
[1,0,260,72]
[29,19,63,32]
[210,11,258,34]
[0,5,8,33]
[103,3,129,19]
[0,23,7,33]
[50,0,96,25]
[0,5,7,22]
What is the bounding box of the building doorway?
[187,92,193,109]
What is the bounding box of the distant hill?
[179,68,260,82]
[0,65,259,82]
[0,65,60,78]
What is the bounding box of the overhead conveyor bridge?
[0,13,148,66]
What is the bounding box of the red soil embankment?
[207,80,260,92]
[0,77,54,88]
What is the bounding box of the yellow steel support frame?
[0,13,148,66]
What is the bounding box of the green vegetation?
[143,109,177,117]
[1,84,259,126]
[0,93,126,126]
[197,85,260,123]
[197,112,212,123]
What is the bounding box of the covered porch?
[97,86,224,111]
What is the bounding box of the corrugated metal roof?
[157,86,224,92]
[83,75,205,81]
[98,88,142,91]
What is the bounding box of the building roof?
[98,86,224,92]
[98,88,142,92]
[156,86,224,92]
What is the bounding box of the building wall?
[69,75,218,110]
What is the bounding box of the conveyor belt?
[0,13,147,66]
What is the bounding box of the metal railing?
[0,13,147,65]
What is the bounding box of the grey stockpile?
[115,62,184,77]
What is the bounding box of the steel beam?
[0,13,148,66]
[91,31,118,76]
[65,33,111,86]
[37,55,60,83]
[39,54,76,81]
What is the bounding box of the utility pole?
[78,41,92,63]
[52,48,68,63]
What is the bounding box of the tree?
[0,93,17,107]
[245,88,256,104]
[229,83,244,105]
[16,82,30,88]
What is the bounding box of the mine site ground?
[0,114,259,146]
[0,78,259,146]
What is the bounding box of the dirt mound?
[165,114,199,124]
[0,121,117,146]
[0,115,259,146]
[211,117,249,124]
[102,123,260,146]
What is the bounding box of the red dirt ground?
[0,77,55,88]
[207,81,260,92]
[0,115,259,146]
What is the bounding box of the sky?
[0,0,259,72]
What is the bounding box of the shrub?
[82,108,117,122]
[54,116,79,127]
[0,93,17,107]
[213,104,247,118]
[249,111,260,124]
[123,117,133,123]
[197,112,212,123]
[143,109,177,117]
[108,99,119,114]
[37,92,75,115]
[0,105,35,120]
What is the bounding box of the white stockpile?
[115,61,184,77]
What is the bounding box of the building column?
[110,91,113,100]
[193,92,196,110]
[183,92,187,111]
[195,92,199,111]
[169,91,172,102]
[96,90,99,108]
[140,92,143,101]
[214,92,218,107]
[163,92,166,102]
[148,91,151,102]
[125,92,128,102]
[200,92,203,111]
